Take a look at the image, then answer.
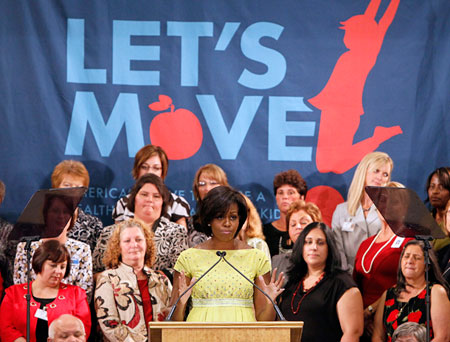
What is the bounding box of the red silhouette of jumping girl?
[309,0,402,174]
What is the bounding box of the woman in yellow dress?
[170,186,285,322]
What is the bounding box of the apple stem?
[170,104,175,113]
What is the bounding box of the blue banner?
[1,0,449,226]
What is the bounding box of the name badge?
[342,221,355,232]
[35,308,48,321]
[391,236,405,248]
[71,258,79,265]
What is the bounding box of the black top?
[279,272,356,342]
[437,244,450,284]
[262,222,291,257]
[33,296,55,342]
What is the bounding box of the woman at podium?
[278,222,364,342]
[170,186,284,322]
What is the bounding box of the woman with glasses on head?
[113,144,191,229]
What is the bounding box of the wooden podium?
[149,321,303,342]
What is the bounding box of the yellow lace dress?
[174,248,271,322]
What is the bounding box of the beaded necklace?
[290,272,325,315]
[361,230,395,274]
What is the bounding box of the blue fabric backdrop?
[0,0,449,226]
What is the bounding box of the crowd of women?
[0,146,449,342]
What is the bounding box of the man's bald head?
[48,314,86,342]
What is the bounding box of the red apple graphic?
[149,95,203,160]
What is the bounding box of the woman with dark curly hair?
[94,219,172,341]
[170,186,284,322]
[263,169,307,257]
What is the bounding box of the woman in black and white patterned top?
[112,145,191,228]
[94,174,189,282]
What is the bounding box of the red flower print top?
[383,285,433,342]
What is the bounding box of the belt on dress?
[192,298,253,308]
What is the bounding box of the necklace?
[394,285,427,319]
[397,300,409,317]
[361,231,395,274]
[290,272,325,315]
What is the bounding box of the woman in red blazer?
[0,240,90,342]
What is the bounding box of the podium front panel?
[149,321,303,342]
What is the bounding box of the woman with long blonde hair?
[331,151,393,274]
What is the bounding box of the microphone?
[166,251,225,321]
[220,251,286,321]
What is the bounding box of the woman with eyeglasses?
[112,144,190,228]
[189,164,230,246]
[193,164,229,204]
